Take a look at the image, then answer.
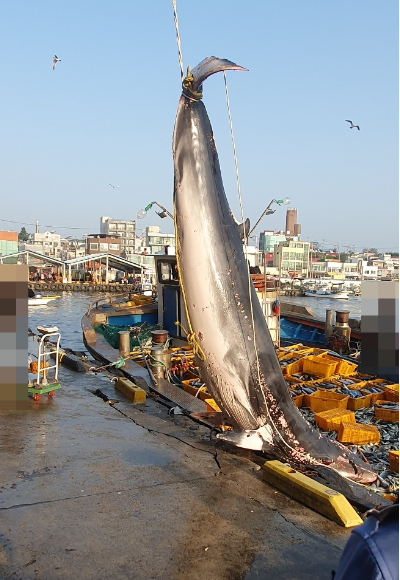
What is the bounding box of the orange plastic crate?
[277,346,311,360]
[374,400,399,423]
[205,398,221,412]
[302,356,338,378]
[284,375,305,384]
[337,422,381,445]
[346,393,372,411]
[314,409,356,431]
[361,385,387,403]
[289,392,304,408]
[306,390,349,413]
[281,356,305,376]
[389,450,399,473]
[317,354,355,376]
[384,384,399,403]
[181,379,210,402]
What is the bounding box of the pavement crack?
[110,403,221,469]
[0,475,218,511]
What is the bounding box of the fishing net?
[93,322,161,351]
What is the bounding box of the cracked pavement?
[0,366,350,580]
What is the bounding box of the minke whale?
[172,57,376,484]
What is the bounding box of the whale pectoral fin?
[235,218,250,242]
[216,425,274,452]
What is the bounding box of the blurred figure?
[332,502,398,580]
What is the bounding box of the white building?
[273,240,310,278]
[140,226,175,255]
[100,216,136,257]
[20,230,62,258]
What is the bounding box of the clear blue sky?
[0,1,398,252]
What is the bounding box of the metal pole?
[325,310,334,339]
[247,200,276,242]
[105,254,109,283]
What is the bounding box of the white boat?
[28,295,60,306]
[304,285,349,300]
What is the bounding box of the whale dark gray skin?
[172,57,376,485]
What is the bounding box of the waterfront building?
[259,231,288,253]
[273,240,310,278]
[342,262,361,280]
[20,230,62,259]
[100,216,136,257]
[140,226,175,255]
[85,234,121,256]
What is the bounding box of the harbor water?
[28,292,362,349]
[281,294,361,320]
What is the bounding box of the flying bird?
[345,120,360,130]
[109,184,120,188]
[52,55,61,70]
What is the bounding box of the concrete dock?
[0,367,350,580]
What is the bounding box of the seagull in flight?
[52,55,61,70]
[109,184,120,188]
[345,120,360,130]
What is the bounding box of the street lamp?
[137,201,173,220]
[246,197,291,243]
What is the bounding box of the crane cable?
[171,0,184,81]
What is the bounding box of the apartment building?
[274,240,310,277]
[100,216,136,257]
[85,234,121,256]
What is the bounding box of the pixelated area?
[359,281,399,382]
[0,265,29,410]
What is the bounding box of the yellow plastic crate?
[339,360,358,376]
[306,390,349,413]
[361,386,387,404]
[346,393,372,411]
[384,384,399,402]
[276,344,308,358]
[389,450,399,473]
[374,400,399,423]
[284,374,305,384]
[289,391,304,408]
[181,379,210,402]
[302,356,338,378]
[337,422,381,445]
[331,378,368,390]
[350,372,375,381]
[300,379,338,407]
[205,398,221,412]
[316,354,347,375]
[281,358,305,376]
[314,409,356,431]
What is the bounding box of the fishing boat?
[304,285,349,300]
[28,294,60,306]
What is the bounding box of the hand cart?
[28,332,62,401]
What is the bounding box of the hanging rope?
[171,0,184,81]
